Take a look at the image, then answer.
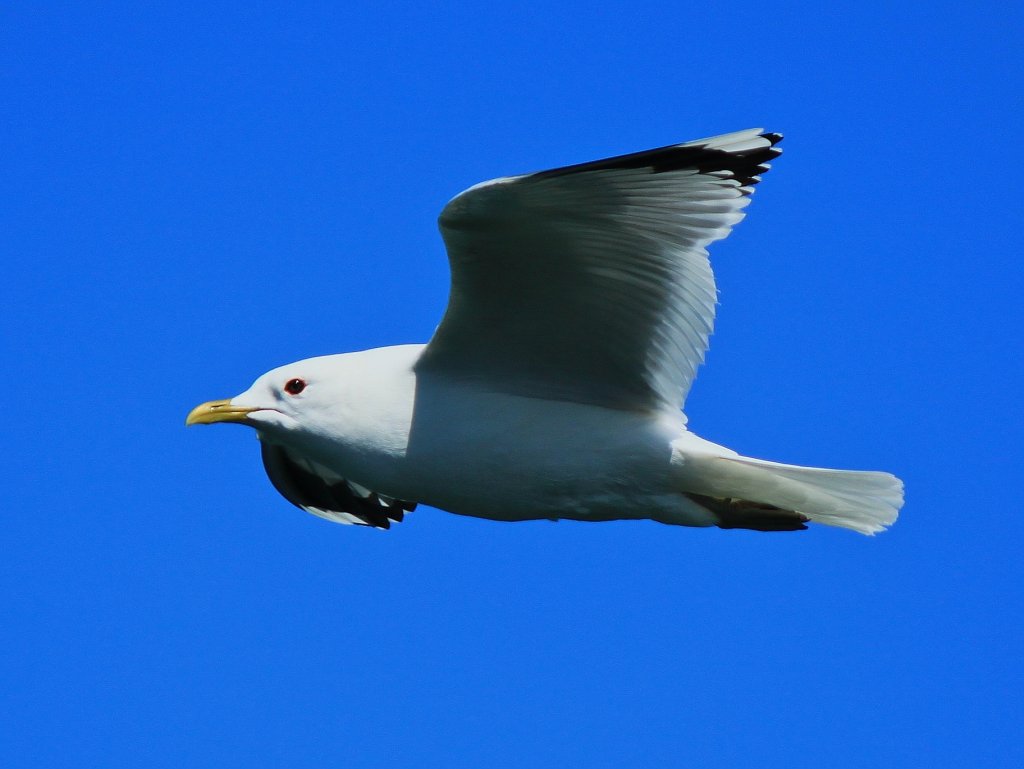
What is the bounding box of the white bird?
[187,128,903,534]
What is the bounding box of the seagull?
[187,128,903,534]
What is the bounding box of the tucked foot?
[686,494,811,532]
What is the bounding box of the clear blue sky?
[4,2,1022,767]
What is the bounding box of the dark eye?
[284,378,306,395]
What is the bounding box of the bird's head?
[185,357,342,437]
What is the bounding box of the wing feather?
[260,442,415,529]
[417,128,782,412]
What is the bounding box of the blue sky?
[3,1,1022,767]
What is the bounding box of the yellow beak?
[185,399,257,426]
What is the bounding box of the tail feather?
[678,452,904,535]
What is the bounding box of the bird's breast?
[289,365,687,521]
[394,383,686,519]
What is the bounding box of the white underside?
[247,346,902,534]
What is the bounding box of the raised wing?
[416,129,782,413]
[260,442,415,529]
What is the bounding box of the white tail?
[675,448,904,535]
[717,456,904,534]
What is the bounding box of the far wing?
[260,442,415,529]
[417,129,781,413]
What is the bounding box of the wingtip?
[761,132,783,162]
[529,128,785,189]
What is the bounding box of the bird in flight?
[187,128,903,534]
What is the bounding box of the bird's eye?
[284,378,306,395]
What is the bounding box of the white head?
[185,355,351,439]
[186,345,422,446]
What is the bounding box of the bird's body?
[188,129,904,534]
[246,345,715,527]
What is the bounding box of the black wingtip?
[260,442,413,529]
[532,129,784,192]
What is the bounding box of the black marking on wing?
[532,131,782,191]
[260,442,415,529]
